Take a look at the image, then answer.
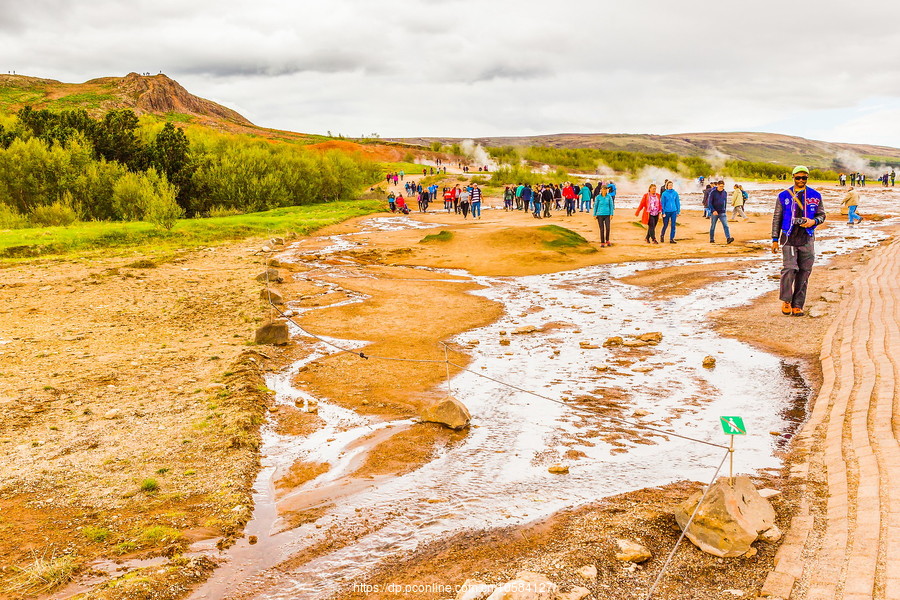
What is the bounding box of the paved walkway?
[762,237,900,599]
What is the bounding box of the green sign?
[720,416,746,435]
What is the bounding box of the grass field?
[0,198,386,262]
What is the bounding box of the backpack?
[741,190,749,201]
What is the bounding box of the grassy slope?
[0,198,386,261]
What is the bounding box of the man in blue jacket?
[771,166,826,317]
[708,180,734,244]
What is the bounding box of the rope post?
[729,435,735,486]
[441,342,452,398]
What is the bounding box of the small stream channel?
[186,215,891,599]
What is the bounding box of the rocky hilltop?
[0,72,252,126]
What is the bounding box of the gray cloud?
[1,0,899,145]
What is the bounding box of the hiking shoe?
[670,239,677,243]
[782,302,792,315]
[792,307,805,317]
[727,237,735,244]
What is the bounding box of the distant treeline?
[0,108,381,229]
[484,145,841,182]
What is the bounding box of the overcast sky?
[3,0,900,148]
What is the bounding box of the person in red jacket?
[635,184,655,225]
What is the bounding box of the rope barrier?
[263,288,729,450]
[644,448,731,600]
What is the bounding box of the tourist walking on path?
[543,185,554,218]
[470,183,483,219]
[387,191,396,212]
[593,185,614,247]
[521,184,532,213]
[531,186,542,218]
[579,183,592,213]
[638,184,662,243]
[731,184,747,219]
[702,184,713,218]
[771,166,826,316]
[841,186,862,224]
[634,185,652,225]
[562,183,575,213]
[564,184,576,216]
[458,186,470,219]
[660,181,680,243]
[503,186,514,210]
[708,180,734,244]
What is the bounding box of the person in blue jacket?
[592,185,615,246]
[771,166,826,317]
[659,181,681,243]
[521,184,532,213]
[605,181,617,203]
[579,183,592,212]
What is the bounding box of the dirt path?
[761,236,900,599]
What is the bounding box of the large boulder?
[255,268,283,283]
[486,572,557,600]
[255,319,290,345]
[637,331,663,344]
[420,396,471,430]
[260,288,284,305]
[674,476,776,558]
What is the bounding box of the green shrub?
[29,199,77,227]
[140,478,159,492]
[139,525,181,545]
[0,203,27,229]
[208,204,242,217]
[143,179,183,230]
[82,526,111,542]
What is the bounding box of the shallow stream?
[186,214,889,599]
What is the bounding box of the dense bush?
[30,198,78,226]
[0,107,382,226]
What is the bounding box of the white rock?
[575,564,597,580]
[104,409,121,419]
[759,524,783,543]
[615,538,652,563]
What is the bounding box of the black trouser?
[596,215,611,243]
[646,214,659,241]
[780,238,815,308]
[460,202,469,218]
